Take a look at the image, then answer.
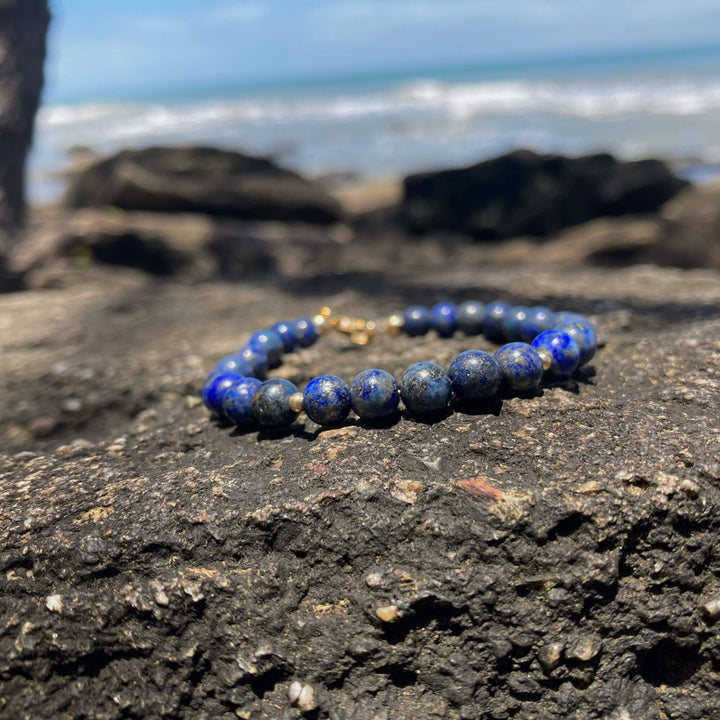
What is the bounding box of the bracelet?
[201,301,597,429]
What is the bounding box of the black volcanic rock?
[2,263,720,719]
[65,146,344,225]
[402,149,688,239]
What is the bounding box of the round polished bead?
[555,320,597,366]
[202,372,242,415]
[430,302,458,338]
[401,362,451,415]
[551,311,587,327]
[448,350,501,401]
[483,300,511,341]
[271,321,299,352]
[520,306,554,343]
[251,378,300,427]
[222,377,262,425]
[531,330,580,377]
[294,317,319,348]
[457,300,485,335]
[403,306,431,337]
[494,342,544,391]
[303,374,351,426]
[239,345,269,379]
[248,329,284,368]
[501,306,530,342]
[215,353,253,377]
[350,369,400,420]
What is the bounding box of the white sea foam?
[29,69,720,201]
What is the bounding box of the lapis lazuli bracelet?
[201,301,597,429]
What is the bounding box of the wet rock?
[402,149,687,239]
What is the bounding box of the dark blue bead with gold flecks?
[239,345,268,379]
[430,302,458,338]
[457,300,485,335]
[249,329,284,368]
[448,350,501,401]
[294,317,319,348]
[403,306,431,337]
[532,330,580,377]
[350,369,400,420]
[252,378,300,427]
[222,377,262,425]
[556,320,597,366]
[494,342,544,391]
[483,300,511,341]
[203,372,242,415]
[401,362,451,415]
[304,375,351,426]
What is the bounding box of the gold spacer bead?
[350,330,371,346]
[537,348,553,372]
[383,314,404,336]
[288,392,305,413]
[313,307,335,333]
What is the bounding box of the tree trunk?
[0,0,50,237]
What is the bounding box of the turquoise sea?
[30,43,720,202]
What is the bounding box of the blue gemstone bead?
[294,317,319,348]
[222,377,262,425]
[251,378,300,427]
[202,372,242,415]
[350,369,400,420]
[239,345,269,379]
[430,302,458,338]
[494,342,544,391]
[501,306,530,342]
[448,350,501,401]
[271,321,299,352]
[215,354,253,377]
[248,329,284,368]
[520,306,553,343]
[457,300,485,335]
[551,311,587,327]
[483,300,511,341]
[555,320,597,366]
[303,375,351,426]
[403,306,431,337]
[531,330,580,377]
[401,362,452,415]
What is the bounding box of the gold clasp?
[314,307,376,346]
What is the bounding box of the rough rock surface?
[2,264,720,719]
[402,150,688,239]
[65,147,344,225]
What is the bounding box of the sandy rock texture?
[1,264,720,719]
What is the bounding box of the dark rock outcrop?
[2,263,720,718]
[402,149,688,239]
[0,0,49,235]
[0,0,50,291]
[65,146,344,225]
[12,208,354,284]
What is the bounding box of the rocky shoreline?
[8,147,720,290]
[2,147,720,719]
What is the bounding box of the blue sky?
[46,0,720,103]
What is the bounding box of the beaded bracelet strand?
[201,301,597,429]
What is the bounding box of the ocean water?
[30,45,720,203]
